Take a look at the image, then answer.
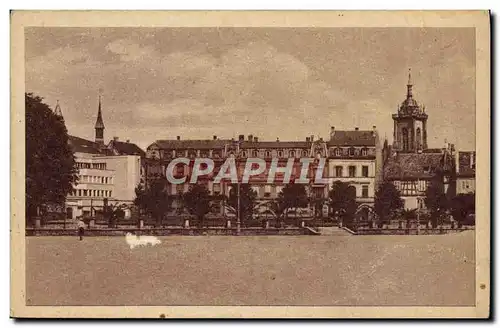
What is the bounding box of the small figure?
[77,218,86,241]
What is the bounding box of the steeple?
[95,93,105,145]
[406,68,413,98]
[54,100,63,119]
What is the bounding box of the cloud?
[106,39,157,62]
[25,31,476,150]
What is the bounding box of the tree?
[26,93,77,220]
[276,184,308,222]
[104,203,128,228]
[425,173,448,228]
[182,184,213,227]
[227,184,257,223]
[329,181,357,225]
[134,178,172,227]
[374,181,404,227]
[450,192,475,227]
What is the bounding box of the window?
[241,151,247,158]
[264,192,271,198]
[109,191,112,198]
[265,151,271,158]
[362,166,369,177]
[348,166,356,177]
[349,147,355,156]
[361,148,368,156]
[289,151,295,158]
[402,127,409,151]
[334,148,341,156]
[252,150,258,157]
[335,166,343,177]
[362,185,369,198]
[278,151,283,157]
[416,127,422,150]
[83,190,88,196]
[302,150,308,157]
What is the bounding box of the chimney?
[276,137,280,142]
[355,127,359,131]
[372,125,377,136]
[330,126,335,137]
[176,136,180,141]
[213,135,217,140]
[113,136,119,142]
[254,136,258,142]
[238,134,244,142]
[126,139,130,143]
[306,137,310,142]
[310,135,314,142]
[248,134,253,142]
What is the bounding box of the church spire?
[54,100,63,119]
[95,92,105,144]
[407,68,413,98]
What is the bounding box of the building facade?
[456,151,476,195]
[144,126,381,219]
[57,97,143,220]
[383,70,456,210]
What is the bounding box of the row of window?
[170,183,370,198]
[152,147,374,159]
[334,165,370,178]
[79,175,113,184]
[75,162,107,170]
[70,189,112,198]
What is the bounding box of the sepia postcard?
[11,10,490,319]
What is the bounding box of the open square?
[26,232,475,306]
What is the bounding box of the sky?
[25,27,476,150]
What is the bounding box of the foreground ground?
[26,231,475,306]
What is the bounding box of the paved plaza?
[26,231,475,306]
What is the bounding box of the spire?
[95,91,105,144]
[406,68,413,98]
[95,94,105,129]
[54,100,63,118]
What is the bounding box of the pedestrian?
[77,218,86,241]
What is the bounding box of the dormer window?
[289,150,295,158]
[252,150,258,157]
[361,148,368,156]
[278,150,283,157]
[265,151,271,158]
[302,150,308,157]
[349,147,355,156]
[334,148,341,156]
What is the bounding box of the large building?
[383,70,456,209]
[456,151,476,195]
[56,97,144,220]
[145,125,382,219]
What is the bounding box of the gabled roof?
[384,152,445,180]
[328,131,377,147]
[68,135,102,154]
[109,140,145,158]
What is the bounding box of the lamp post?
[229,140,241,235]
[416,197,421,235]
